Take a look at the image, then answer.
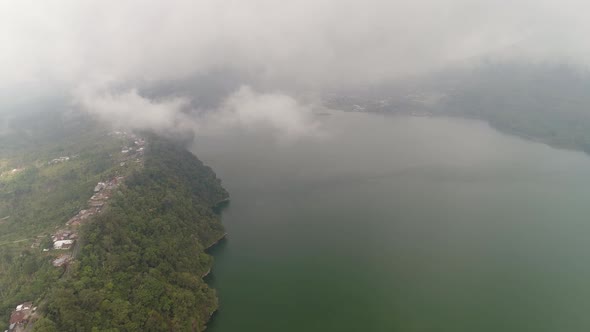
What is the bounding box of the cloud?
[77,85,321,141]
[202,86,321,139]
[75,88,191,132]
[3,0,590,134]
[3,0,590,90]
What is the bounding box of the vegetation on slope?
[38,137,228,331]
[1,103,228,331]
[0,107,134,328]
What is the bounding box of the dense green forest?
[37,137,228,331]
[1,104,228,331]
[0,106,133,328]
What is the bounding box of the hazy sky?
[1,0,588,136]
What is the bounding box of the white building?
[53,240,74,250]
[94,182,106,192]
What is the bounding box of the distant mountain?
[325,62,590,153]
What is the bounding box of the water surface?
[193,112,590,332]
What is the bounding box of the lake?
[192,111,590,332]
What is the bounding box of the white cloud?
[3,0,590,135]
[203,86,321,139]
[76,85,321,141]
[3,0,590,91]
[76,88,190,132]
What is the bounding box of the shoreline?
[202,190,230,330]
[206,232,227,251]
[367,109,590,157]
[201,231,227,279]
[203,232,228,330]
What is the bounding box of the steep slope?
[38,137,228,331]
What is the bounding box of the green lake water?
[192,112,590,332]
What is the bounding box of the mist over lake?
[193,111,590,332]
[7,1,590,330]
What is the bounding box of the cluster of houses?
[33,175,127,268]
[66,208,99,227]
[94,176,124,193]
[110,131,145,154]
[51,254,72,267]
[110,131,143,141]
[31,135,145,256]
[31,175,127,267]
[120,146,145,161]
[120,133,147,166]
[51,229,77,250]
[13,173,136,329]
[121,143,145,159]
[47,156,71,165]
[65,176,124,227]
[30,230,77,252]
[43,135,144,258]
[6,302,34,332]
[6,133,148,330]
[0,168,24,178]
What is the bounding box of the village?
[4,132,145,332]
[5,302,35,332]
[46,155,78,166]
[0,167,24,179]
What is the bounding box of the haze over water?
[193,112,590,332]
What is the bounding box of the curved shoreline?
[203,231,228,330]
[206,232,228,251]
[202,232,228,279]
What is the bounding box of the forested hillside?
[36,137,228,331]
[0,107,137,329]
[1,104,228,331]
